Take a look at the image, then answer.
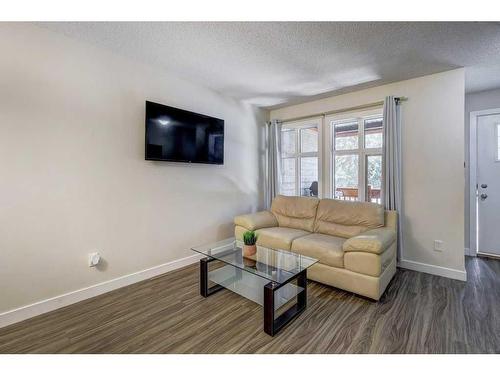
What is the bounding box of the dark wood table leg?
[263,282,276,336]
[200,257,224,297]
[263,269,307,336]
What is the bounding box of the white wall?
[464,88,500,252]
[271,69,466,278]
[0,24,267,313]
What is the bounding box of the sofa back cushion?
[271,195,319,232]
[314,199,384,238]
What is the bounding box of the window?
[280,121,320,197]
[366,155,382,202]
[364,118,383,148]
[276,109,383,203]
[330,113,383,203]
[334,121,358,150]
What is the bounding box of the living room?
[1,1,499,371]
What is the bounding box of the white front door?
[477,112,500,256]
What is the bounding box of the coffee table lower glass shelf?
[191,238,318,336]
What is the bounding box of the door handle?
[481,184,488,188]
[480,193,488,201]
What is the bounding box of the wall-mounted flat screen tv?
[145,101,224,165]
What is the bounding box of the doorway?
[470,108,500,258]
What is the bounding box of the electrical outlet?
[434,240,444,252]
[88,252,101,267]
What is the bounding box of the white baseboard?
[464,247,476,257]
[399,259,467,281]
[0,253,203,329]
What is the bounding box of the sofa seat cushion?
[291,233,345,268]
[256,227,310,250]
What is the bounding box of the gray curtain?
[265,120,282,209]
[383,96,403,260]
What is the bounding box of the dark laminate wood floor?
[0,256,499,354]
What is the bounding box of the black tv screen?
[145,101,224,164]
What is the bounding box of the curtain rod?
[275,96,407,124]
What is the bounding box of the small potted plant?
[242,230,258,257]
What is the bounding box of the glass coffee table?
[191,238,318,336]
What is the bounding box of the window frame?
[280,118,322,197]
[496,123,500,162]
[325,108,383,203]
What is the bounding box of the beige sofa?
[234,195,397,300]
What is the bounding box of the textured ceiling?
[39,22,500,108]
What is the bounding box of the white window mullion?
[360,152,366,202]
[295,128,300,196]
[298,152,317,158]
[359,117,366,202]
[296,156,300,196]
[365,148,383,156]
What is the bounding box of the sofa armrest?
[343,228,396,255]
[234,210,278,231]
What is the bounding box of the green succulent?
[243,230,258,246]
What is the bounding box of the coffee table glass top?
[191,237,318,284]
